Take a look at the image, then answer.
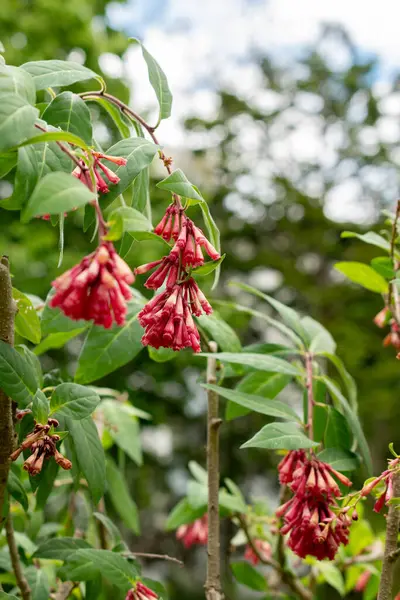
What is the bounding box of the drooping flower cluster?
[176,514,208,549]
[10,418,72,476]
[276,452,353,560]
[360,458,400,513]
[50,241,134,328]
[136,203,220,352]
[373,308,400,355]
[244,539,272,565]
[126,582,158,600]
[72,151,127,194]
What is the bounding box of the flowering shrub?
[0,40,398,600]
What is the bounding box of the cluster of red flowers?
[276,451,353,560]
[244,539,272,565]
[135,203,220,352]
[360,458,399,513]
[176,514,208,549]
[125,582,158,600]
[72,151,127,194]
[10,418,71,476]
[50,241,134,328]
[374,307,400,356]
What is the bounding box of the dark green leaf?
[371,256,395,279]
[34,329,87,356]
[0,66,36,104]
[13,288,41,344]
[33,537,91,560]
[21,172,95,222]
[16,344,42,388]
[317,448,359,471]
[227,372,291,420]
[325,406,352,450]
[165,498,206,531]
[17,130,89,151]
[231,561,268,592]
[106,458,140,534]
[63,549,137,591]
[75,300,144,384]
[335,262,389,293]
[50,383,100,420]
[7,470,28,511]
[196,312,241,352]
[21,60,97,90]
[148,346,176,362]
[203,384,299,421]
[132,167,150,215]
[35,458,60,510]
[0,93,38,151]
[241,422,319,450]
[131,38,172,124]
[192,255,225,278]
[105,206,152,241]
[320,353,358,411]
[0,339,37,406]
[93,511,122,545]
[32,389,50,424]
[67,417,106,504]
[157,168,202,200]
[41,290,88,335]
[199,352,301,376]
[42,91,92,145]
[101,399,142,465]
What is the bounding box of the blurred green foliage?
[1,7,400,599]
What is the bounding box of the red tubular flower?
[374,307,390,328]
[276,456,352,561]
[50,242,134,328]
[354,570,372,592]
[383,322,400,350]
[126,582,158,600]
[244,539,272,565]
[72,151,127,194]
[176,515,208,549]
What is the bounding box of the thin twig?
[377,473,400,600]
[388,546,400,563]
[237,514,312,600]
[205,341,224,600]
[34,124,82,169]
[305,352,315,440]
[122,551,183,567]
[5,516,31,600]
[54,582,77,600]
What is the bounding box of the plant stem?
[0,257,17,520]
[54,582,76,600]
[378,472,400,600]
[205,341,224,600]
[122,551,183,567]
[34,124,83,169]
[388,199,400,309]
[5,516,31,600]
[305,352,314,440]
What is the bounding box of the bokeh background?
[1,1,400,598]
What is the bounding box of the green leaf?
[0,339,38,406]
[101,399,142,465]
[192,255,225,279]
[0,593,18,599]
[32,389,50,424]
[199,352,302,376]
[188,461,208,485]
[301,316,336,354]
[131,38,172,124]
[348,520,374,556]
[227,372,291,420]
[106,458,140,534]
[132,167,150,216]
[25,567,50,600]
[196,313,241,352]
[334,262,389,293]
[371,256,395,279]
[21,60,97,90]
[16,344,42,388]
[13,288,41,344]
[98,137,159,205]
[341,230,392,253]
[203,384,299,421]
[67,417,106,503]
[75,300,144,384]
[34,328,87,356]
[0,93,38,151]
[322,376,372,474]
[148,346,176,362]
[21,172,95,222]
[105,206,152,241]
[0,151,17,178]
[50,383,100,420]
[33,537,91,560]
[196,198,222,289]
[41,290,88,335]
[88,96,131,138]
[157,168,202,200]
[0,66,36,104]
[165,498,206,531]
[325,406,352,450]
[317,448,359,471]
[316,562,345,596]
[231,561,268,592]
[241,422,319,450]
[35,458,59,510]
[93,511,122,545]
[319,353,358,411]
[7,470,28,511]
[42,91,92,145]
[17,129,89,151]
[232,282,307,344]
[64,549,137,591]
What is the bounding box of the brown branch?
[237,514,312,600]
[54,582,77,600]
[5,516,31,600]
[34,124,82,169]
[0,257,17,519]
[378,473,400,600]
[305,352,315,440]
[122,551,183,567]
[205,341,224,600]
[389,546,400,563]
[388,199,400,309]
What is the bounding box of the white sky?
[103,0,400,223]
